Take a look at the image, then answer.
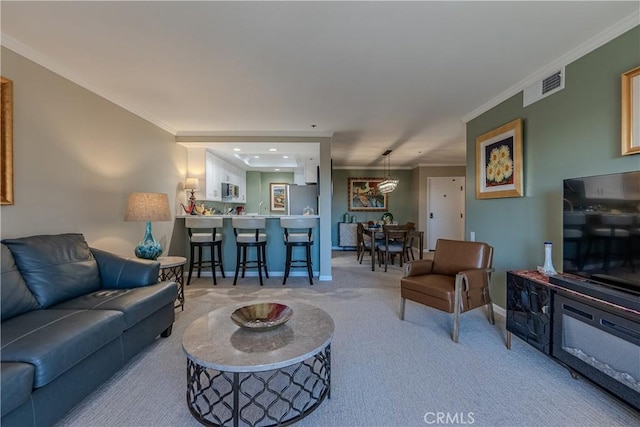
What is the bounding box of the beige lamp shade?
[185,177,200,191]
[124,192,172,222]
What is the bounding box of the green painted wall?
[331,168,414,246]
[466,26,640,308]
[245,171,295,214]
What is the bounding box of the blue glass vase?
[134,222,163,260]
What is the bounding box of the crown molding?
[1,34,177,135]
[416,163,467,168]
[462,14,639,123]
[176,130,334,138]
[332,165,413,171]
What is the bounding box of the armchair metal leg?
[452,274,463,343]
[400,297,406,320]
[485,273,495,325]
[487,299,495,325]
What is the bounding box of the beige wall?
[0,47,187,257]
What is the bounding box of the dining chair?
[376,225,410,272]
[357,223,378,265]
[403,222,417,260]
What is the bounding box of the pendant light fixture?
[378,149,399,194]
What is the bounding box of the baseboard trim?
[493,303,506,317]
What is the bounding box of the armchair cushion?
[401,274,456,312]
[2,234,101,308]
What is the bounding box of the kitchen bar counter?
[177,215,320,219]
[176,215,320,280]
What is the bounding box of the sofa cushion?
[1,309,124,388]
[2,234,102,308]
[91,247,161,289]
[1,362,35,417]
[53,281,178,330]
[1,244,40,320]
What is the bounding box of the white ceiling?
[2,1,638,169]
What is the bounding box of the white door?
[427,177,465,250]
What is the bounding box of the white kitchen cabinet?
[304,162,318,184]
[188,149,242,202]
[294,168,306,185]
[206,151,224,201]
[237,170,246,202]
[188,148,221,201]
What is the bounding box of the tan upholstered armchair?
[400,239,495,342]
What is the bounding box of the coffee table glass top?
[182,301,334,372]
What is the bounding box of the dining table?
[362,226,424,271]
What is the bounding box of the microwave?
[221,182,239,200]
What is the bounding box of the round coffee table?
[182,301,334,427]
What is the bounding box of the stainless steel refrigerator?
[284,184,318,215]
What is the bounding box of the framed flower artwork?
[475,118,523,199]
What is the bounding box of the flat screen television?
[562,170,640,294]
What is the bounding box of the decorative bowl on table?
[230,303,293,331]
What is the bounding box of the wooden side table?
[158,256,187,311]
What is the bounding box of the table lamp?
[185,177,199,215]
[124,192,172,260]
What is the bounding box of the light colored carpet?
[56,251,639,427]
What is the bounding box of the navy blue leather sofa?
[1,233,178,426]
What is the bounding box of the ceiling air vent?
[523,68,565,107]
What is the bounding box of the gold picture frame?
[270,183,286,211]
[1,76,13,205]
[621,66,640,156]
[348,177,388,211]
[475,118,523,199]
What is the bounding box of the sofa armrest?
[91,248,160,289]
[403,259,434,277]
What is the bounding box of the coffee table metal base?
[186,345,331,427]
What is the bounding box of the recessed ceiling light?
[254,155,260,159]
[275,168,280,171]
[233,148,241,152]
[269,148,278,152]
[283,155,289,159]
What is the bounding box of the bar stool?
[281,217,316,285]
[232,217,269,286]
[185,217,225,286]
